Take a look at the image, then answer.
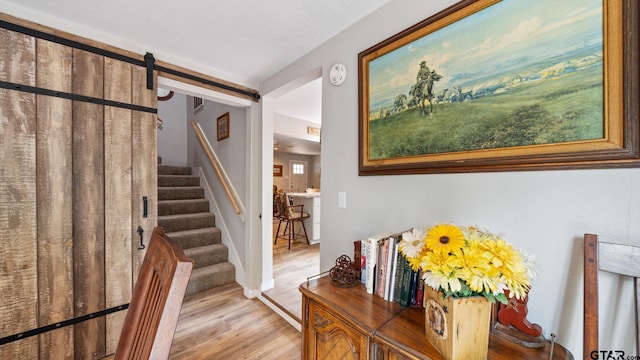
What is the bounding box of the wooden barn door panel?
[0,18,158,358]
[131,66,158,282]
[0,28,39,359]
[103,57,134,354]
[35,38,74,360]
[72,48,106,359]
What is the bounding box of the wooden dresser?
[300,276,573,360]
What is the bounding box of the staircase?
[157,164,236,296]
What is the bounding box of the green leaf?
[495,292,508,305]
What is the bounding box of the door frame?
[259,68,322,294]
[157,76,262,297]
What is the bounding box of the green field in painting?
[368,68,603,160]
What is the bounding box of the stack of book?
[353,232,424,308]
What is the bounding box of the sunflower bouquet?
[398,223,536,304]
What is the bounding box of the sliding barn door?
[0,20,157,359]
[0,27,39,360]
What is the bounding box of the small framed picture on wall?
[273,165,283,177]
[217,112,230,141]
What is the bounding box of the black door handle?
[137,226,145,250]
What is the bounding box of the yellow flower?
[421,252,462,294]
[420,250,455,274]
[456,247,500,293]
[502,270,531,300]
[479,238,517,268]
[499,259,532,300]
[425,224,466,254]
[407,254,423,272]
[423,270,462,294]
[398,222,536,304]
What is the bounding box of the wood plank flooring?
[263,225,320,322]
[169,283,301,359]
[167,219,319,359]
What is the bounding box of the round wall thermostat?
[329,63,347,86]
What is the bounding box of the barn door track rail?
[0,18,261,101]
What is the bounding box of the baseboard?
[261,277,275,291]
[243,286,261,299]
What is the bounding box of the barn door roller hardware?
[145,52,155,90]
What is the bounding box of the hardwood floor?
[263,222,320,322]
[168,219,319,359]
[169,283,301,359]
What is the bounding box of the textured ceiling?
[0,0,393,86]
[1,0,393,156]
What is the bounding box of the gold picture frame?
[358,0,639,175]
[217,112,230,141]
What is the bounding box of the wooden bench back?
[584,233,640,358]
[114,227,194,359]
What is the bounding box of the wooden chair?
[113,226,194,359]
[584,233,640,358]
[273,185,281,217]
[274,193,310,250]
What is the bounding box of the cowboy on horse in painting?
[410,60,442,115]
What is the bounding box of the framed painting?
[217,112,230,141]
[358,0,640,175]
[273,165,283,177]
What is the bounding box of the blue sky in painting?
[368,0,603,108]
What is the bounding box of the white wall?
[274,113,321,142]
[189,99,247,201]
[273,152,318,191]
[260,0,639,357]
[157,92,188,166]
[187,97,250,281]
[310,154,321,189]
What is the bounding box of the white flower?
[423,271,441,291]
[423,271,462,294]
[399,227,426,258]
[520,251,538,280]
